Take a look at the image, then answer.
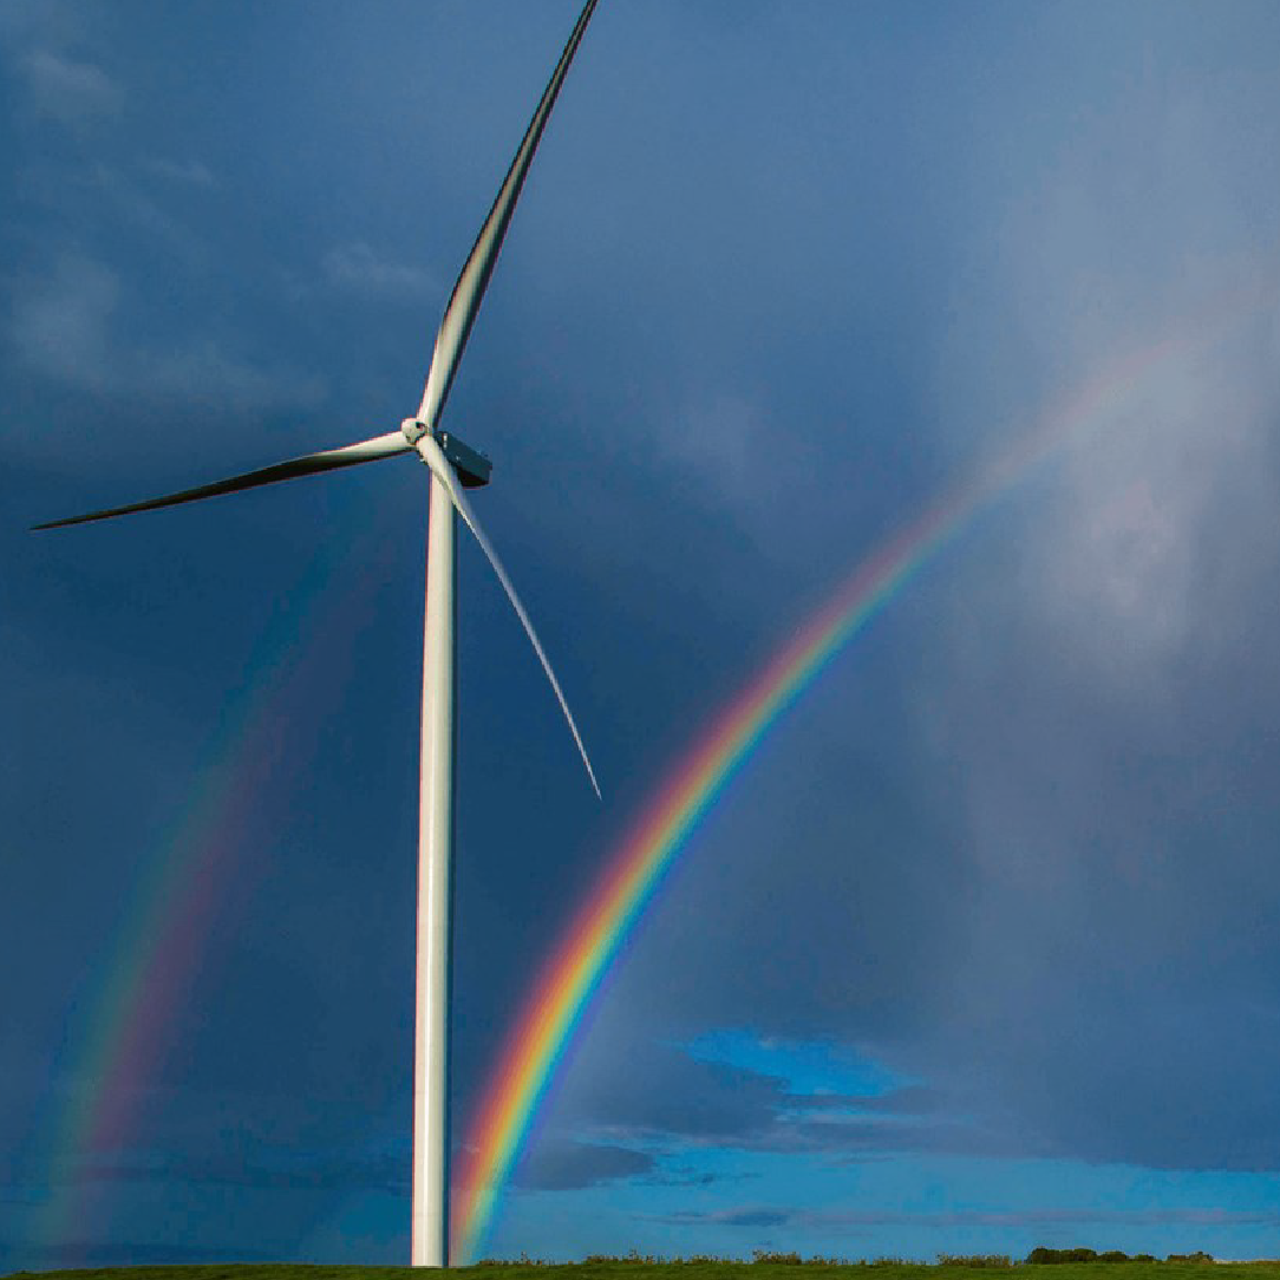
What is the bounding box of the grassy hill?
[7,1260,1280,1280]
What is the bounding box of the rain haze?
[6,0,1280,1269]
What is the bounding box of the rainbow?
[34,504,395,1261]
[32,274,1271,1265]
[451,280,1273,1263]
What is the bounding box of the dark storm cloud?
[550,1042,1025,1164]
[897,336,1280,1172]
[526,0,1280,1202]
[513,1140,655,1192]
[55,1149,409,1194]
[555,1041,788,1144]
[9,0,1280,1268]
[589,741,972,1047]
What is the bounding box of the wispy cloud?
[143,156,216,188]
[86,161,210,263]
[647,391,817,542]
[322,241,436,299]
[8,254,324,412]
[20,49,121,128]
[653,1206,1280,1231]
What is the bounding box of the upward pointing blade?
[415,0,600,435]
[33,431,412,530]
[417,433,602,800]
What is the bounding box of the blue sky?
[6,0,1280,1269]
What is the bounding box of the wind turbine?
[35,0,603,1266]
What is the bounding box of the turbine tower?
[34,0,602,1266]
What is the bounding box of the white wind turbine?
[35,0,602,1266]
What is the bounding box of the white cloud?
[89,162,209,264]
[322,241,435,298]
[10,253,116,377]
[8,254,325,413]
[664,393,767,503]
[20,49,121,128]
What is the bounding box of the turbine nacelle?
[402,419,492,488]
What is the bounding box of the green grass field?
[8,1260,1280,1280]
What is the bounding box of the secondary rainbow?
[451,280,1272,1264]
[34,510,394,1262]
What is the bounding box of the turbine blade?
[415,0,600,434]
[33,432,412,530]
[418,434,602,800]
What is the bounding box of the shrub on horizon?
[575,1252,666,1266]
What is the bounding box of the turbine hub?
[409,419,492,488]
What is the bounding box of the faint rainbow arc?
[36,503,395,1258]
[451,281,1273,1263]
